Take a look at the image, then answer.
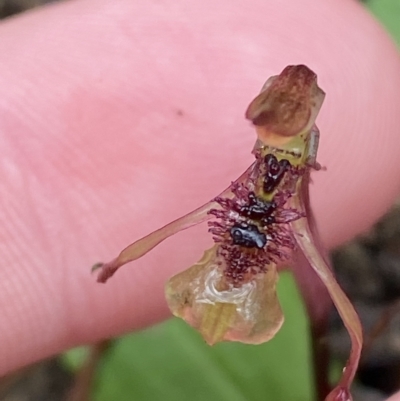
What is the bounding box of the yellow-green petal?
[165,246,284,345]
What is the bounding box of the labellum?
[93,65,363,401]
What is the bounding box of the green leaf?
[366,0,400,45]
[92,273,314,401]
[62,345,90,372]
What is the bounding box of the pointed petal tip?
[326,386,352,401]
[91,262,103,273]
[91,258,121,283]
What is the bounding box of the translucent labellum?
[93,65,363,401]
[166,245,283,345]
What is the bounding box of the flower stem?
[292,216,362,401]
[291,249,332,400]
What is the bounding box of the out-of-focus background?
[0,0,399,400]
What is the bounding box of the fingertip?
[0,0,399,375]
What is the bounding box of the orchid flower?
[93,65,363,401]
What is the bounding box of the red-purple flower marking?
[208,152,304,286]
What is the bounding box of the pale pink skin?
[0,0,400,396]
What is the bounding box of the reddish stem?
[292,249,332,400]
[290,172,362,401]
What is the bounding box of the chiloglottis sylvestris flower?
[93,65,363,401]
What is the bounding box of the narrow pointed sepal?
[289,173,362,401]
[93,163,256,283]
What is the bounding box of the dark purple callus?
[230,222,267,249]
[237,192,276,221]
[263,155,291,193]
[208,160,300,286]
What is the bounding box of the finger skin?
[0,0,399,375]
[388,392,400,401]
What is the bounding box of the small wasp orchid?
[93,65,362,401]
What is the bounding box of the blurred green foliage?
[367,0,400,45]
